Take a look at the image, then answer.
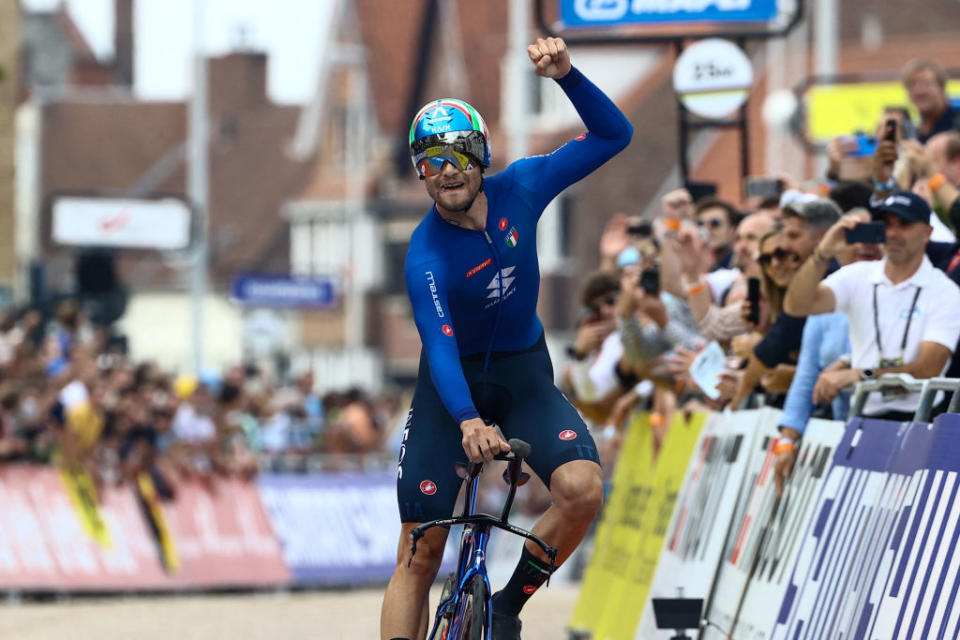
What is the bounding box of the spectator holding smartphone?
[773,217,884,496]
[784,192,960,422]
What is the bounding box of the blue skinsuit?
[398,67,632,522]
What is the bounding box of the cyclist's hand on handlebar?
[460,418,510,463]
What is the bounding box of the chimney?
[209,52,269,113]
[114,0,134,86]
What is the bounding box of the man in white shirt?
[783,191,960,421]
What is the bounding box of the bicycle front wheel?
[454,574,488,640]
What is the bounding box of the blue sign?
[560,0,778,27]
[231,273,336,308]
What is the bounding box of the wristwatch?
[861,368,876,380]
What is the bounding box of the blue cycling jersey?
[404,67,633,423]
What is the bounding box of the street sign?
[673,38,753,120]
[560,0,778,28]
[231,274,337,309]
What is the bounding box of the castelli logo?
[442,325,454,336]
[523,585,538,595]
[559,429,577,441]
[420,480,437,495]
[575,133,587,141]
[499,217,508,231]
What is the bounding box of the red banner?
[160,478,289,588]
[0,466,288,591]
[0,466,170,590]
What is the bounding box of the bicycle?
[409,437,558,640]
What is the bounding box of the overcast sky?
[21,0,333,104]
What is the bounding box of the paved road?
[0,584,581,639]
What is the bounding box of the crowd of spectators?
[560,57,960,494]
[0,297,406,500]
[4,57,957,510]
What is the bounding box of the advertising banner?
[570,413,656,635]
[0,466,172,590]
[161,478,289,588]
[769,417,938,639]
[636,410,758,640]
[560,0,779,28]
[702,408,783,638]
[728,417,845,640]
[591,411,707,640]
[258,471,400,584]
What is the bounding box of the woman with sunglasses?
[384,38,633,640]
[728,226,803,409]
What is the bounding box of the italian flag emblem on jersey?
[505,227,519,248]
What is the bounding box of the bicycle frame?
[410,443,558,640]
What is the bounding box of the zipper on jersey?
[482,229,504,373]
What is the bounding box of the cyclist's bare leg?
[529,459,604,564]
[381,522,449,640]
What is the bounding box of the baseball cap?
[871,191,932,224]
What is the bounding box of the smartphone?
[747,277,761,325]
[627,221,653,237]
[743,177,785,199]
[900,118,917,140]
[847,133,877,157]
[845,221,886,244]
[884,118,898,143]
[640,268,660,296]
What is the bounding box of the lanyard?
[872,283,922,360]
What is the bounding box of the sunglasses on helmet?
[411,131,486,178]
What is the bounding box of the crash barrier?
[570,375,960,640]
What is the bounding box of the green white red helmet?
[409,98,491,177]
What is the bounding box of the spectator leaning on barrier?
[902,58,960,145]
[772,222,884,496]
[783,191,960,422]
[730,199,842,408]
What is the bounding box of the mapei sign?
[560,0,778,26]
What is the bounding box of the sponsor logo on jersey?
[523,585,539,595]
[499,217,509,231]
[575,132,587,141]
[420,480,438,495]
[425,271,444,317]
[465,258,493,279]
[559,429,578,441]
[442,324,454,336]
[505,227,519,248]
[486,266,516,300]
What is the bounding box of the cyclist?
[381,37,633,640]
